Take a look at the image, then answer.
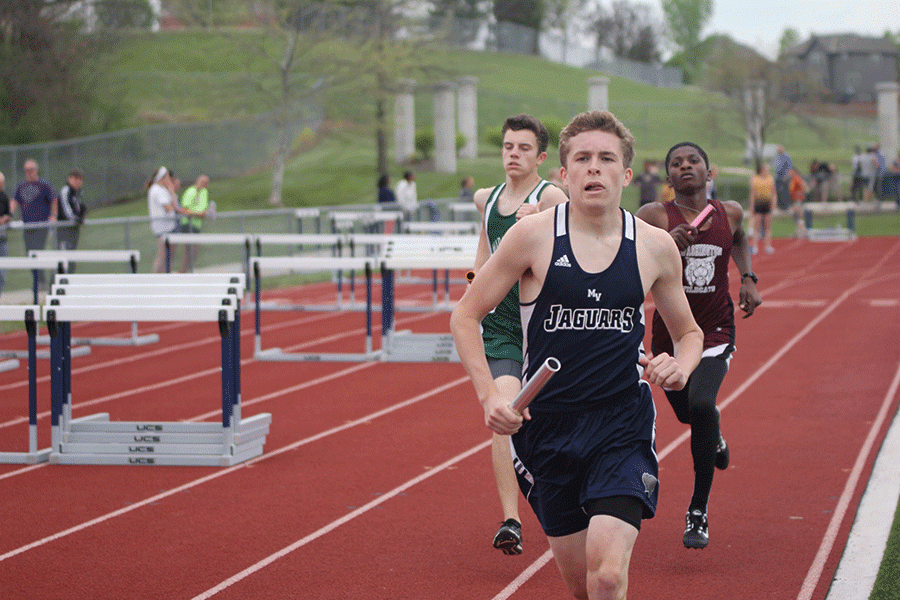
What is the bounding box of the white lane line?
[190,440,491,600]
[822,359,900,600]
[0,375,470,563]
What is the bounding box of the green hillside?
[95,30,881,216]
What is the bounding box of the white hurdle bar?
[163,233,255,281]
[401,222,479,235]
[252,256,381,362]
[0,305,51,464]
[29,249,140,274]
[42,276,269,467]
[0,256,71,303]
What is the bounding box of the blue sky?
[704,0,899,58]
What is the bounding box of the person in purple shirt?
[10,159,58,288]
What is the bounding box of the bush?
[415,128,434,161]
[540,116,564,148]
[484,126,504,150]
[456,132,467,152]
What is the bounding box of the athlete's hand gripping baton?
[509,357,561,413]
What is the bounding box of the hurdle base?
[255,347,382,362]
[51,413,272,467]
[0,359,20,373]
[35,334,160,347]
[807,227,857,242]
[0,448,52,464]
[0,345,91,360]
[382,333,460,363]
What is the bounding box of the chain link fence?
[0,108,323,211]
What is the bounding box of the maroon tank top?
[651,199,735,355]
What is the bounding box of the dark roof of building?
[783,34,898,58]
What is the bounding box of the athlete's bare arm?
[635,219,703,390]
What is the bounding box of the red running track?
[0,236,898,599]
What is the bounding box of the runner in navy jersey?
[452,111,703,600]
[637,142,762,549]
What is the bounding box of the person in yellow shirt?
[748,163,775,254]
[178,174,210,272]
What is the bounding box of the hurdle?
[43,273,270,466]
[251,233,370,312]
[329,210,404,234]
[252,256,380,362]
[803,202,859,241]
[163,233,255,281]
[0,304,51,464]
[378,236,477,362]
[0,255,70,303]
[28,251,158,347]
[401,222,479,235]
[29,248,140,275]
[449,202,480,222]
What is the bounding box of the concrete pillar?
[876,82,899,171]
[743,80,766,166]
[588,76,610,112]
[456,76,478,160]
[394,79,416,164]
[434,81,457,174]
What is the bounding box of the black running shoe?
[683,510,709,549]
[715,433,730,470]
[492,519,523,555]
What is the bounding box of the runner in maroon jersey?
[637,142,762,549]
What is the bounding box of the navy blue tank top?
[521,202,647,412]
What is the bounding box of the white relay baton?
[509,357,561,413]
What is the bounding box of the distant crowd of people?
[0,159,86,297]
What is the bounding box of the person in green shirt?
[178,174,210,272]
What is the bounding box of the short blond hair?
[558,111,634,170]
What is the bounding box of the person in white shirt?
[395,171,417,214]
[147,166,178,273]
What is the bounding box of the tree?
[544,0,588,63]
[700,34,829,167]
[428,0,490,46]
[247,1,452,205]
[661,0,713,79]
[0,0,127,144]
[590,0,661,63]
[778,27,800,57]
[494,0,541,54]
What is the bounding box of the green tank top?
[481,179,551,363]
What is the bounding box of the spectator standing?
[749,163,776,254]
[57,169,87,269]
[148,167,178,273]
[459,176,475,202]
[10,159,57,289]
[0,172,11,297]
[395,170,418,215]
[850,146,865,201]
[874,143,886,201]
[377,174,396,205]
[861,146,878,203]
[773,145,793,211]
[706,163,719,200]
[633,159,662,206]
[178,174,210,273]
[789,169,809,238]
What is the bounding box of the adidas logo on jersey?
[554,254,572,268]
